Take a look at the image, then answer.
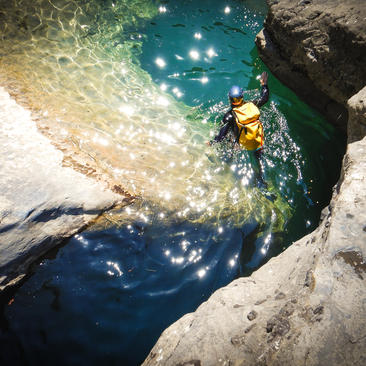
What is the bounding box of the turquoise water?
[0,0,345,365]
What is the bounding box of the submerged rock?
[0,87,126,291]
[144,1,366,364]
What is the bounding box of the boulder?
[256,0,366,130]
[0,87,126,291]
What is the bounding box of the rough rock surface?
[143,1,366,365]
[0,87,125,291]
[255,0,366,129]
[143,136,366,366]
[347,87,366,143]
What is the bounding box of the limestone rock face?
[143,135,366,366]
[256,0,366,129]
[0,87,124,291]
[347,86,366,143]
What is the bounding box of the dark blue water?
[0,1,345,365]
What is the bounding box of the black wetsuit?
[212,84,270,188]
[212,84,269,145]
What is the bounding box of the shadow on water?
[0,0,346,365]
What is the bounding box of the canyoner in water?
[208,72,269,189]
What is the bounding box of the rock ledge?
[0,87,126,292]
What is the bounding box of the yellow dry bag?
[232,102,264,151]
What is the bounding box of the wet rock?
[0,88,124,291]
[256,0,366,130]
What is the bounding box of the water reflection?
[0,0,301,323]
[0,1,346,364]
[194,32,202,40]
[189,49,200,60]
[155,57,166,68]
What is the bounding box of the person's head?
[228,85,244,106]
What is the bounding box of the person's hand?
[260,71,268,86]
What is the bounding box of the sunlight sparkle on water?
[180,240,190,251]
[201,76,209,84]
[75,234,88,247]
[194,32,202,40]
[197,268,206,278]
[188,250,197,262]
[159,6,167,13]
[224,6,231,14]
[92,134,109,146]
[139,213,149,223]
[172,257,184,265]
[229,259,235,267]
[206,48,217,58]
[241,177,249,186]
[157,96,170,106]
[160,83,168,91]
[119,105,134,117]
[172,87,183,98]
[261,234,272,255]
[189,50,200,60]
[155,57,166,68]
[106,261,123,277]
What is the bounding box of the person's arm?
[211,111,234,143]
[253,72,269,108]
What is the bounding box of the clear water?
[0,0,345,365]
